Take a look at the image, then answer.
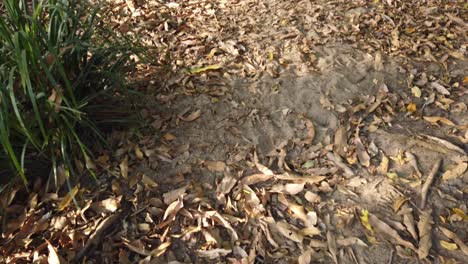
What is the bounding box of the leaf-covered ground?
[1,0,467,263]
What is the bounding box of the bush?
[0,0,136,186]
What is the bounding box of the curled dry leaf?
[205,211,239,241]
[253,151,275,175]
[417,209,433,259]
[57,184,79,211]
[242,184,264,216]
[368,213,416,250]
[442,162,467,181]
[163,198,184,221]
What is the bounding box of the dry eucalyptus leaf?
[119,156,128,179]
[179,109,201,122]
[439,226,468,255]
[163,198,184,221]
[270,182,305,195]
[242,173,274,185]
[327,231,338,264]
[430,82,450,95]
[298,249,315,264]
[163,185,188,205]
[204,160,226,172]
[91,196,122,214]
[442,162,467,181]
[196,248,232,259]
[355,137,371,167]
[47,241,62,264]
[368,213,416,250]
[276,221,304,243]
[417,209,433,259]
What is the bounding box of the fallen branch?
[420,159,441,209]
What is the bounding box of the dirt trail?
[1,0,467,263]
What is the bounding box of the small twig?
[387,249,394,264]
[420,159,442,209]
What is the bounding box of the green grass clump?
[0,0,136,186]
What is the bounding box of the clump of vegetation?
[0,0,137,187]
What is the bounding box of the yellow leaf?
[360,209,373,233]
[58,185,79,211]
[407,103,417,113]
[405,27,416,34]
[268,51,274,61]
[411,86,421,98]
[188,64,222,74]
[452,208,468,221]
[463,76,468,85]
[440,240,458,251]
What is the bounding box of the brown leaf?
[276,221,304,243]
[90,196,122,214]
[421,159,441,209]
[431,82,450,95]
[179,109,201,122]
[204,160,226,172]
[150,242,171,257]
[163,185,188,205]
[300,117,315,145]
[423,116,456,126]
[205,211,239,241]
[298,249,315,264]
[163,198,184,221]
[401,205,418,241]
[355,137,371,167]
[196,248,232,259]
[274,173,326,184]
[442,162,467,181]
[241,173,274,185]
[253,151,275,175]
[119,156,128,179]
[327,231,338,264]
[270,182,305,195]
[334,126,348,157]
[405,152,422,177]
[368,213,416,250]
[417,209,433,259]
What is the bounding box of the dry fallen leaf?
[241,173,274,185]
[204,160,226,172]
[197,248,231,259]
[423,116,456,126]
[431,81,450,95]
[442,162,467,181]
[91,196,122,214]
[440,240,458,251]
[355,137,371,167]
[179,109,201,122]
[300,117,315,145]
[439,226,468,255]
[417,209,433,259]
[270,182,305,195]
[368,213,416,250]
[163,198,184,221]
[188,64,222,74]
[298,249,315,264]
[276,221,304,243]
[120,156,128,179]
[47,241,62,264]
[327,231,338,264]
[163,185,188,205]
[58,185,79,211]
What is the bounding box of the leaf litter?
[1,0,467,263]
